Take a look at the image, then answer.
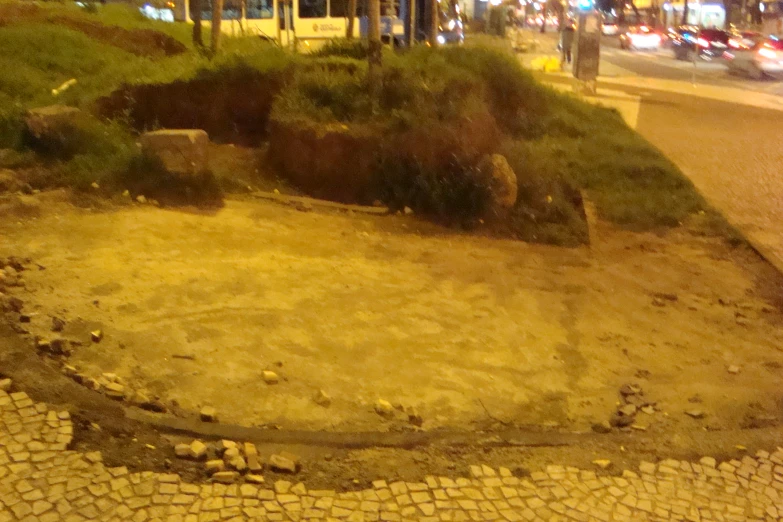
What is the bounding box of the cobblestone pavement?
[2,385,783,522]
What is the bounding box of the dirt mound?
[53,16,186,57]
[97,70,286,145]
[0,4,186,57]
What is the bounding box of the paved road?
[3,381,783,522]
[599,38,783,96]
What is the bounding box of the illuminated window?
[299,0,327,18]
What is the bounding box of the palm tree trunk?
[429,0,438,44]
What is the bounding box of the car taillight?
[697,37,710,48]
[758,47,778,59]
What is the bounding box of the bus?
[143,0,405,49]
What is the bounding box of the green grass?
[0,5,718,239]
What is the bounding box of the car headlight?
[437,34,446,45]
[448,19,455,31]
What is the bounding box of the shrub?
[314,38,369,60]
[115,154,224,208]
[373,155,491,226]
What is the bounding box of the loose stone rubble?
[1,379,783,521]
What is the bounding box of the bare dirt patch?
[0,4,186,57]
[2,193,783,440]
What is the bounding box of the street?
[599,36,783,96]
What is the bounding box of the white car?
[619,26,662,51]
[725,37,783,78]
[602,23,619,36]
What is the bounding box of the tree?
[681,0,689,25]
[430,0,439,45]
[346,0,357,38]
[368,0,382,107]
[211,0,224,53]
[192,0,204,47]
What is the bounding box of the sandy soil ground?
[2,191,783,438]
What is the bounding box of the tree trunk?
[211,0,224,54]
[346,0,357,38]
[368,0,382,109]
[540,2,547,33]
[681,0,689,25]
[192,0,203,47]
[429,0,439,44]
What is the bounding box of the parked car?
[619,25,662,50]
[724,37,783,78]
[672,27,730,60]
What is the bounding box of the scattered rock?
[0,378,11,392]
[244,442,262,472]
[641,405,655,415]
[313,389,331,408]
[90,330,103,343]
[631,424,648,431]
[49,338,71,356]
[51,316,65,332]
[174,444,190,458]
[406,406,423,427]
[685,409,706,419]
[727,365,741,375]
[228,456,247,472]
[619,383,642,396]
[104,382,125,400]
[653,292,678,302]
[246,474,265,484]
[651,298,666,307]
[139,396,167,413]
[262,371,279,385]
[269,453,298,473]
[375,399,394,418]
[24,105,81,140]
[688,394,703,404]
[223,447,240,461]
[189,440,207,460]
[211,471,239,484]
[217,440,237,455]
[200,406,217,423]
[140,129,209,176]
[591,421,612,434]
[122,190,131,198]
[618,404,637,417]
[136,195,147,204]
[403,206,414,215]
[610,413,634,428]
[477,153,518,214]
[205,460,225,475]
[3,295,23,313]
[19,314,30,323]
[592,459,612,469]
[295,201,313,212]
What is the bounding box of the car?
[724,37,783,78]
[602,22,619,36]
[672,27,729,60]
[619,25,662,50]
[728,29,763,50]
[436,12,463,45]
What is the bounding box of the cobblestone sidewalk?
[2,383,783,522]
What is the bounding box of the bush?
[314,38,369,60]
[116,154,224,208]
[373,155,491,226]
